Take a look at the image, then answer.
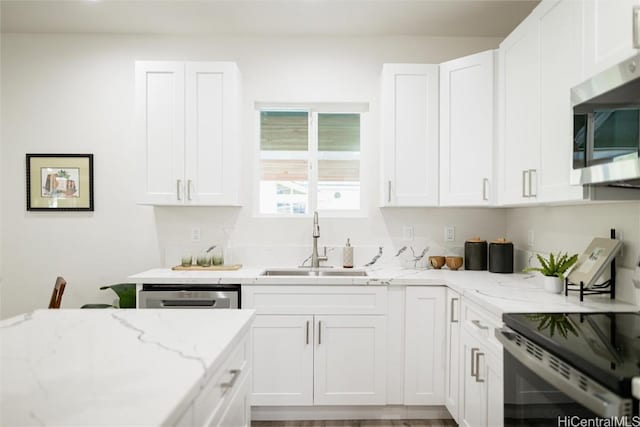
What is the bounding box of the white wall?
[506,202,640,305]
[0,33,505,318]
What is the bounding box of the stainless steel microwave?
[571,54,640,188]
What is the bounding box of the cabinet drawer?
[460,298,503,358]
[243,286,387,314]
[193,335,249,426]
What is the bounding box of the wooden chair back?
[48,276,67,309]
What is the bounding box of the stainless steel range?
[497,312,640,425]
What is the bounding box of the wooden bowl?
[429,256,446,269]
[445,256,463,271]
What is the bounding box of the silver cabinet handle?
[387,180,392,203]
[633,6,640,49]
[521,170,528,198]
[220,369,241,394]
[475,351,485,383]
[471,347,479,378]
[450,298,459,323]
[529,169,537,197]
[482,178,489,201]
[318,321,322,345]
[187,179,192,201]
[306,320,310,345]
[176,179,182,201]
[472,319,489,330]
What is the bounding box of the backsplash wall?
[506,202,640,305]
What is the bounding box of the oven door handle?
[496,328,631,419]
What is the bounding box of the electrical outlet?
[402,226,414,241]
[527,230,535,247]
[445,226,455,242]
[191,227,201,242]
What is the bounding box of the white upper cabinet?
[537,0,587,203]
[381,64,439,207]
[439,50,496,206]
[136,61,240,206]
[584,0,640,78]
[135,62,186,205]
[498,13,541,205]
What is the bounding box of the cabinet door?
[135,61,185,205]
[381,64,439,207]
[440,50,495,206]
[445,290,461,422]
[484,351,504,427]
[314,315,386,405]
[458,329,487,427]
[404,287,446,405]
[537,0,587,203]
[584,0,640,78]
[185,62,240,205]
[251,315,313,406]
[498,15,540,205]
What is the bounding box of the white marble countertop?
[0,309,255,427]
[128,265,639,318]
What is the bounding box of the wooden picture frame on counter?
[26,154,94,211]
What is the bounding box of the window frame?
[254,103,367,218]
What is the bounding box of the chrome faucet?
[311,211,328,268]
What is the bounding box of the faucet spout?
[311,211,327,268]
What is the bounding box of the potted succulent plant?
[523,252,579,294]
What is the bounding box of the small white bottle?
[343,238,354,268]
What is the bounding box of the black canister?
[464,237,487,271]
[489,238,514,273]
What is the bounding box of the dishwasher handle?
[161,298,225,308]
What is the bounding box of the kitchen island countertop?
[0,308,255,426]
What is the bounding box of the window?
[258,108,362,215]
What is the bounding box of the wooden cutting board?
[171,264,243,271]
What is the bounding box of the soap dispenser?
[343,238,354,268]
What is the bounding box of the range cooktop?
[503,312,640,397]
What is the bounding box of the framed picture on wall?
[26,154,94,211]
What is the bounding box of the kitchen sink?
[260,268,368,277]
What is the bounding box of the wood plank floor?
[252,420,457,427]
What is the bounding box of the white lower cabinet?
[459,332,503,427]
[216,369,252,427]
[244,286,387,407]
[314,315,387,405]
[251,315,314,406]
[403,287,446,405]
[458,300,504,427]
[444,289,461,422]
[459,328,488,427]
[175,331,251,427]
[246,285,502,426]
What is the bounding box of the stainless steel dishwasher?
[138,284,240,309]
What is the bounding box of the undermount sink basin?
[260,268,368,277]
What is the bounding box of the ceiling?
[0,0,540,37]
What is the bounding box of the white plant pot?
[543,275,564,294]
